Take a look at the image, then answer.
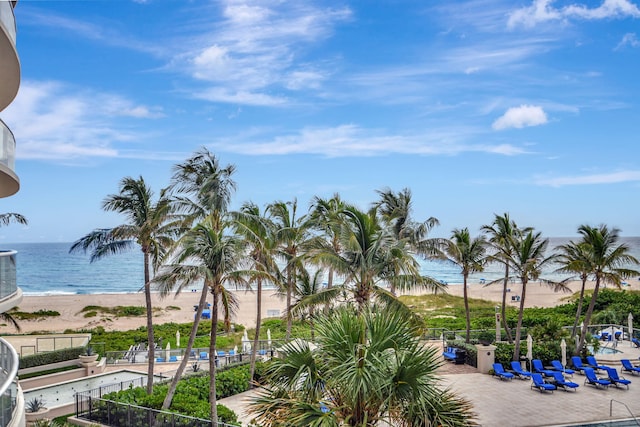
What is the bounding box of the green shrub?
[19,346,85,369]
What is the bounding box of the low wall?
[20,367,85,391]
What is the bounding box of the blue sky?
[1,0,639,243]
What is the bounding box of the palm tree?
[69,176,175,394]
[555,241,593,338]
[442,228,487,343]
[248,307,476,426]
[267,199,311,340]
[159,148,237,409]
[154,216,243,424]
[304,204,444,317]
[291,267,325,341]
[499,229,566,361]
[373,187,440,294]
[576,225,640,355]
[0,212,27,227]
[481,213,527,343]
[232,201,279,388]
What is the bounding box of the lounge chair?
[621,359,640,376]
[571,356,588,374]
[532,359,555,377]
[492,363,514,381]
[583,367,611,389]
[510,361,532,380]
[551,371,579,391]
[586,356,608,372]
[550,360,575,376]
[199,351,209,360]
[632,338,640,348]
[604,367,631,389]
[531,373,556,393]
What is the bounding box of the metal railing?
[0,337,19,427]
[609,399,640,426]
[0,250,17,301]
[75,393,237,427]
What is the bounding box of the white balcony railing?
[0,121,17,198]
[0,250,17,301]
[0,337,19,426]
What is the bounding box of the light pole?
[495,306,501,343]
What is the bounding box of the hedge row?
[19,346,86,369]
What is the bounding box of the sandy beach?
[8,278,639,334]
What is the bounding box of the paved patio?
[219,345,640,426]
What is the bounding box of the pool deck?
[219,343,640,426]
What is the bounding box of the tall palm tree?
[0,212,27,227]
[304,204,444,316]
[69,176,176,394]
[232,201,279,387]
[481,213,527,343]
[248,307,476,427]
[555,241,593,338]
[576,225,640,355]
[291,267,325,341]
[267,199,311,340]
[155,216,243,424]
[500,230,567,361]
[159,148,237,409]
[442,228,487,343]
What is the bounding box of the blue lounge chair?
[604,367,631,389]
[169,355,178,362]
[571,356,588,374]
[510,361,532,380]
[551,372,579,392]
[492,363,514,381]
[199,351,209,360]
[583,367,611,389]
[532,359,555,377]
[621,359,640,376]
[632,338,640,348]
[550,360,575,376]
[156,357,165,363]
[531,373,556,393]
[586,356,608,372]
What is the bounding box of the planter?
[26,407,50,425]
[78,354,99,367]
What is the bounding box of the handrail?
[609,399,640,426]
[0,337,18,397]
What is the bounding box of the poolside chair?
[510,361,532,380]
[199,351,209,360]
[532,359,555,377]
[550,360,575,376]
[551,371,579,392]
[586,356,608,372]
[583,367,611,389]
[604,367,631,389]
[620,359,640,376]
[492,363,514,381]
[571,356,588,374]
[632,338,640,348]
[531,373,556,393]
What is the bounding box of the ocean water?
[4,237,640,296]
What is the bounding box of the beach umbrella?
[267,329,272,349]
[165,342,171,360]
[526,334,533,371]
[176,330,180,348]
[629,313,634,347]
[561,338,567,370]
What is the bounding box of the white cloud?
[492,105,548,130]
[535,170,640,186]
[616,32,640,49]
[2,81,162,160]
[208,124,528,157]
[508,0,640,28]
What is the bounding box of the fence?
[75,393,237,427]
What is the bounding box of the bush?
[19,346,85,369]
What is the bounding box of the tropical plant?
[291,267,325,341]
[267,198,312,340]
[0,212,27,332]
[154,215,244,424]
[248,307,476,426]
[26,397,46,413]
[158,147,238,410]
[576,225,640,354]
[441,228,487,343]
[69,176,177,394]
[498,229,568,361]
[481,213,528,343]
[555,240,593,338]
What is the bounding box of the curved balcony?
[0,121,18,198]
[0,251,20,314]
[0,1,19,112]
[0,337,20,427]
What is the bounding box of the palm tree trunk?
[571,277,587,339]
[143,252,155,395]
[577,277,601,355]
[463,274,471,343]
[501,266,513,343]
[286,265,293,341]
[162,283,208,409]
[512,279,528,361]
[210,288,219,426]
[249,278,262,389]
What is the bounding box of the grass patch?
[78,305,146,317]
[11,309,61,320]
